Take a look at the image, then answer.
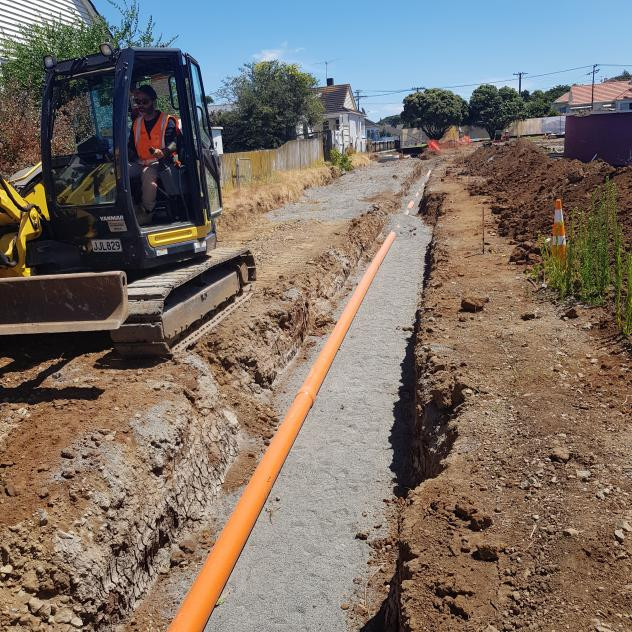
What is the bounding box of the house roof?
[316,83,362,114]
[555,80,632,105]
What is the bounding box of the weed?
[329,148,353,172]
[541,180,631,337]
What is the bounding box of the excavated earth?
[0,158,424,631]
[357,149,632,632]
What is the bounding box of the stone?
[461,296,486,313]
[70,616,83,628]
[179,538,196,554]
[54,608,74,624]
[576,469,591,481]
[563,528,580,537]
[520,312,537,321]
[550,446,571,463]
[563,306,579,319]
[4,483,18,497]
[60,449,75,459]
[37,509,48,527]
[355,531,368,541]
[474,543,499,561]
[27,597,44,614]
[614,529,625,544]
[340,602,350,610]
[22,569,40,592]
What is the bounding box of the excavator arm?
[0,172,45,277]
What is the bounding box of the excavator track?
[110,246,255,357]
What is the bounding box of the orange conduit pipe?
[168,230,397,632]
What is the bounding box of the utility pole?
[590,64,600,110]
[513,71,527,96]
[355,89,361,111]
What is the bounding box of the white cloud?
[253,42,304,62]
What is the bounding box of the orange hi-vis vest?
[132,112,175,164]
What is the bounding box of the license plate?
[90,239,122,253]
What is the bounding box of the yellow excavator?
[0,45,255,356]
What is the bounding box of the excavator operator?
[128,84,178,225]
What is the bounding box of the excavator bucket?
[0,272,128,335]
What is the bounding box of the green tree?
[0,0,175,99]
[214,61,323,151]
[604,70,631,82]
[469,84,526,138]
[401,88,468,139]
[544,84,570,102]
[377,114,402,126]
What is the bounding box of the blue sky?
[95,0,632,121]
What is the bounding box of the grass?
[219,163,336,234]
[539,179,632,336]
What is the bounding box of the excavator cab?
[34,47,222,273]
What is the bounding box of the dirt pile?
[463,139,632,246]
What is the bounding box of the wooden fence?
[220,137,324,190]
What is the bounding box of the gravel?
[209,169,432,631]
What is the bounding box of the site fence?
[506,115,567,137]
[367,139,399,152]
[220,137,324,190]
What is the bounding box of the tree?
[401,88,468,139]
[0,0,175,99]
[469,84,526,138]
[604,70,631,82]
[214,61,323,151]
[543,84,570,102]
[377,114,401,127]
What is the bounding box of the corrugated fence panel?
[507,116,567,137]
[220,138,323,190]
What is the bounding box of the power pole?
[513,71,527,96]
[590,64,600,110]
[355,89,361,111]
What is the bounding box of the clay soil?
[0,158,423,631]
[463,139,632,246]
[360,149,632,632]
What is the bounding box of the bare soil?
[359,152,632,632]
[0,158,423,631]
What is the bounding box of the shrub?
[329,148,353,172]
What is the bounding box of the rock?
[460,296,486,313]
[575,469,591,481]
[179,538,196,554]
[70,616,83,628]
[520,312,537,321]
[509,246,527,262]
[0,564,13,576]
[563,306,578,319]
[473,543,499,561]
[550,446,571,463]
[617,520,632,533]
[567,169,584,184]
[61,469,75,480]
[37,509,48,527]
[22,569,40,592]
[53,608,74,624]
[563,528,580,537]
[60,449,76,459]
[614,529,625,544]
[340,602,350,610]
[27,597,44,614]
[355,531,368,541]
[4,483,18,497]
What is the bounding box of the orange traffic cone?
[552,198,567,260]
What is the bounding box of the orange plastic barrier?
[427,140,441,153]
[168,231,398,632]
[552,198,567,260]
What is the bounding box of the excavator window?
[50,72,116,206]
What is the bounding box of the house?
[553,81,632,114]
[0,0,100,60]
[365,119,380,141]
[314,79,366,153]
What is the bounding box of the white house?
[0,0,100,59]
[314,79,366,153]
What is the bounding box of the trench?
[361,186,463,632]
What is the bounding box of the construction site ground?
[1,142,632,632]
